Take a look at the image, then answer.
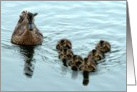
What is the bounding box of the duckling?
[56,39,72,51]
[79,57,97,86]
[79,57,97,72]
[68,55,83,71]
[58,49,73,67]
[88,49,104,63]
[96,40,111,53]
[11,11,43,45]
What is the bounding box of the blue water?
[1,1,126,91]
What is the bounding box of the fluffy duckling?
[58,49,73,67]
[56,39,72,51]
[68,55,83,71]
[79,57,97,72]
[79,57,97,86]
[88,49,104,63]
[96,40,111,53]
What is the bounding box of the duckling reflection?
[19,46,35,78]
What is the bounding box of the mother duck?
[11,11,43,45]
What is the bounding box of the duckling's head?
[100,40,104,46]
[18,11,38,31]
[63,40,72,49]
[56,39,72,51]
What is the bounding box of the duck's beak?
[28,23,34,31]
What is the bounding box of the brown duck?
[11,11,43,45]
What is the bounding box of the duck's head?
[18,11,38,31]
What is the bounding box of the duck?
[88,49,104,64]
[68,55,83,71]
[11,11,43,45]
[58,49,74,67]
[56,39,72,51]
[96,40,111,53]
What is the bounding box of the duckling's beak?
[28,23,34,31]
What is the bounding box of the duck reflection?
[19,46,35,78]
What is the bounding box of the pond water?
[1,1,126,91]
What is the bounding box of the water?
[1,1,126,91]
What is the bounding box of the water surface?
[1,1,126,91]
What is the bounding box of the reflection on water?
[19,46,35,78]
[71,70,78,79]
